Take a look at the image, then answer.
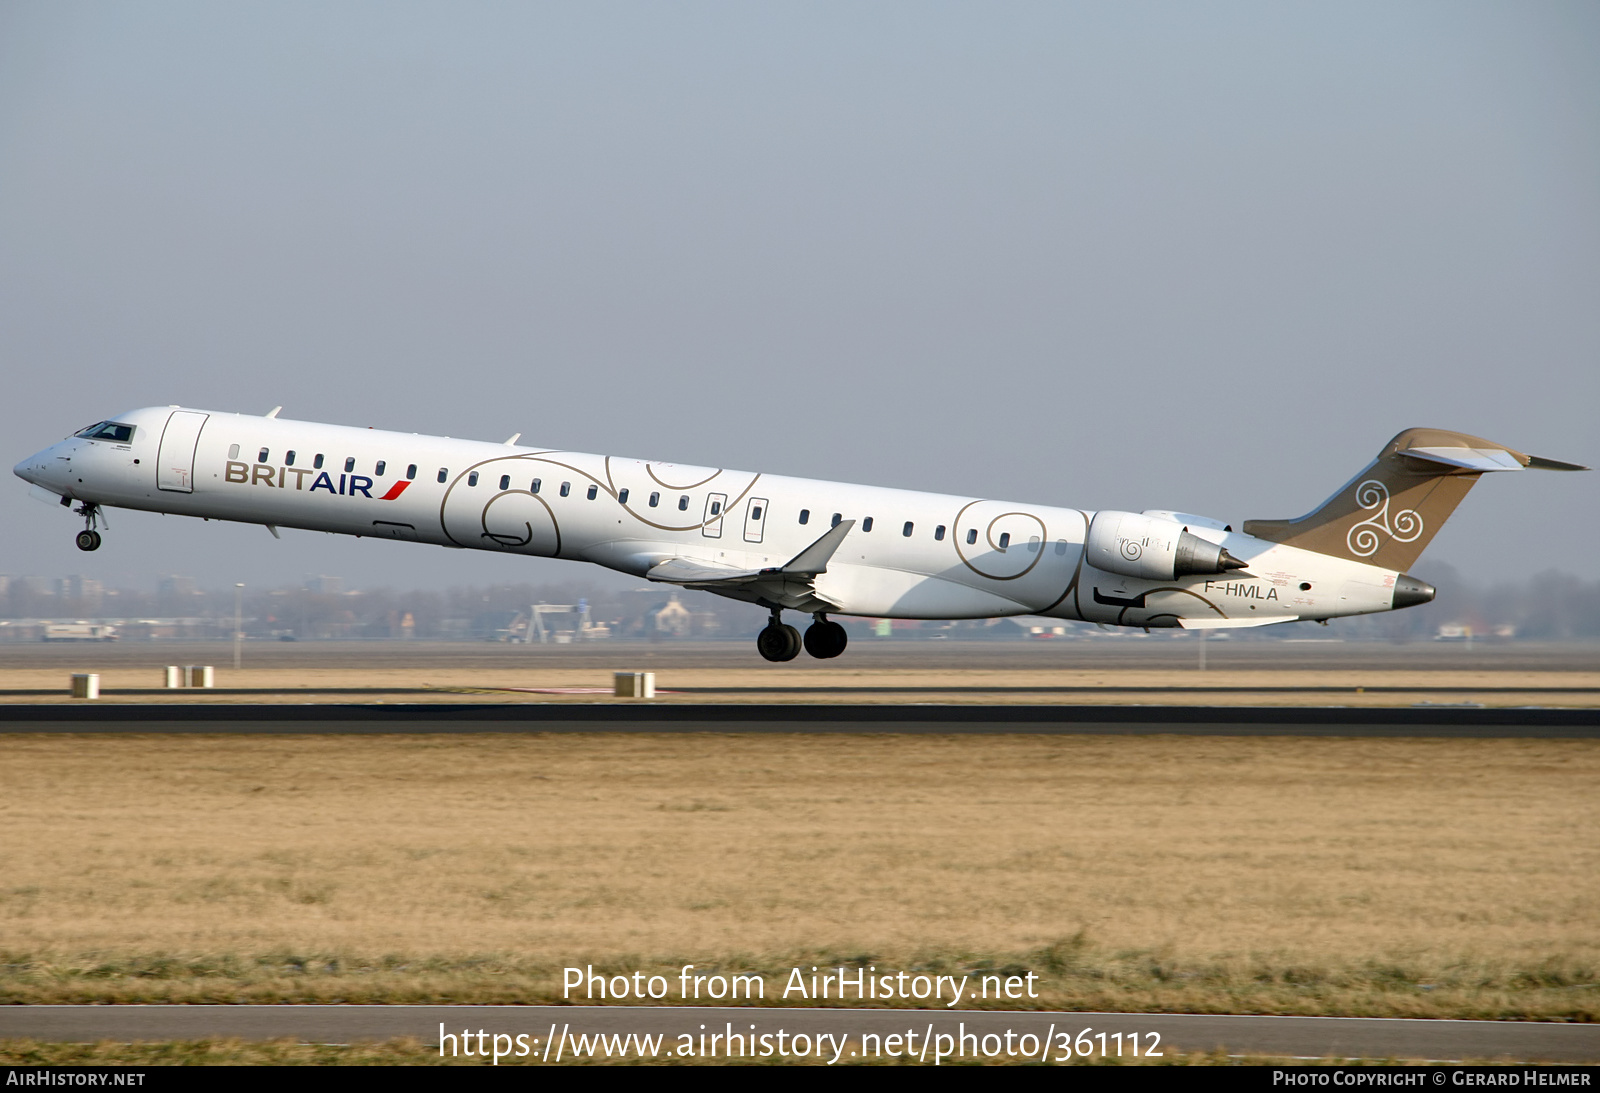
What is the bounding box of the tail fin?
[1242,428,1587,570]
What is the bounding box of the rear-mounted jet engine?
[1084,510,1249,581]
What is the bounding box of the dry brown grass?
[1,733,1596,1017]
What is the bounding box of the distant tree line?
[3,566,1598,641]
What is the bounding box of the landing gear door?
[157,411,209,493]
[702,493,727,538]
[744,497,769,543]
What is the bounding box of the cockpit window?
[74,422,135,443]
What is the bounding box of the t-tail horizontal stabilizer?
[1243,428,1588,570]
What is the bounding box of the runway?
[4,1005,1597,1062]
[0,702,1594,735]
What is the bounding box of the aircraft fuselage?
[15,406,1437,654]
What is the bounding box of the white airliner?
[13,407,1585,661]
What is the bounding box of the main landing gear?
[756,610,801,662]
[803,614,848,659]
[756,610,849,662]
[74,503,103,552]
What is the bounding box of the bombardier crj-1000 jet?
[13,408,1586,661]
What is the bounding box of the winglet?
[780,519,855,575]
[503,433,521,446]
[264,406,282,419]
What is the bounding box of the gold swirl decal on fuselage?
[439,454,762,549]
[950,501,1049,581]
[1037,509,1091,617]
[646,463,725,491]
[479,489,561,554]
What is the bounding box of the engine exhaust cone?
[1393,574,1436,610]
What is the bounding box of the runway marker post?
[613,671,656,699]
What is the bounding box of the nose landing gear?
[74,503,103,552]
[803,614,848,659]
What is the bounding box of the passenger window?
[468,471,479,486]
[863,517,874,532]
[935,525,946,541]
[375,460,386,476]
[531,478,541,494]
[437,468,447,483]
[678,495,689,511]
[314,454,325,469]
[1055,539,1068,555]
[618,488,629,504]
[228,444,240,460]
[406,465,417,480]
[344,457,355,473]
[285,451,296,466]
[831,513,842,527]
[560,482,571,497]
[649,492,660,507]
[257,448,269,463]
[998,532,1010,550]
[587,484,598,500]
[902,521,913,537]
[1028,536,1041,553]
[710,501,722,516]
[966,529,977,545]
[499,475,511,490]
[799,509,810,525]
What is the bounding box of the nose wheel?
[756,609,802,662]
[803,616,848,659]
[74,503,104,551]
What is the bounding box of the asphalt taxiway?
[0,702,1594,735]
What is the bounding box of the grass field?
[1,732,1595,1020]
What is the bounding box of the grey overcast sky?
[2,1,1596,593]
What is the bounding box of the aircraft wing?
[646,557,769,585]
[646,520,855,612]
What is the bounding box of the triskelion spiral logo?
[1119,537,1143,561]
[1346,479,1423,557]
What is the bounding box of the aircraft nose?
[14,443,65,488]
[13,453,43,485]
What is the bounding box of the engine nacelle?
[1085,510,1248,581]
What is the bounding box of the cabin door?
[156,411,209,493]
